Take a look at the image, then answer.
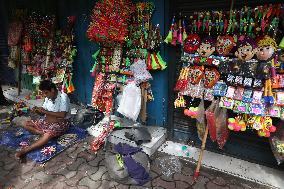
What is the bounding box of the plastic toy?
[184,107,199,118]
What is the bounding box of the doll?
[194,37,218,66]
[232,37,258,88]
[256,35,278,104]
[197,37,216,58]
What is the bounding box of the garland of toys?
[87,0,167,152]
[88,0,165,116]
[9,12,77,96]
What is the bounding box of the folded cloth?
[114,143,151,185]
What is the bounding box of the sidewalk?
[0,119,271,189]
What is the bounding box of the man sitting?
[15,80,71,161]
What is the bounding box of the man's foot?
[15,150,27,163]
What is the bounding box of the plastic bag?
[156,156,181,178]
[269,120,284,165]
[215,108,229,149]
[130,59,152,85]
[117,82,141,121]
[196,99,206,140]
[205,99,218,142]
[8,22,23,46]
[205,99,229,148]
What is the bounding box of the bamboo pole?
[193,126,209,181]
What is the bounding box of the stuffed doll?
[230,37,258,88]
[197,37,216,58]
[256,35,278,104]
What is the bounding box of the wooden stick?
[193,126,209,181]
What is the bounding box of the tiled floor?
[0,105,272,189]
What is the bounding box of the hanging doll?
[197,37,216,58]
[255,35,278,105]
[195,37,220,66]
[229,37,258,88]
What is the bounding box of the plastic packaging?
[269,120,284,165]
[156,156,182,178]
[196,99,206,140]
[205,99,229,149]
[205,100,218,142]
[117,82,141,121]
[215,107,229,149]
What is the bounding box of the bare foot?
[15,151,26,163]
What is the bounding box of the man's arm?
[43,110,66,118]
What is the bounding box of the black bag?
[256,61,271,80]
[73,106,104,128]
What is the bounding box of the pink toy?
[184,107,199,118]
[228,117,246,132]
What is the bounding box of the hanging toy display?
[86,0,134,46]
[146,25,167,70]
[168,2,284,147]
[87,1,165,119]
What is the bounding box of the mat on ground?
[0,125,87,163]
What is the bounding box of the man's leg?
[15,133,54,160]
[23,121,44,135]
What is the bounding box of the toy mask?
[235,37,257,61]
[216,35,235,56]
[197,37,216,57]
[183,34,201,54]
[256,35,277,61]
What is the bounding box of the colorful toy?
[183,34,201,54]
[216,35,236,56]
[174,95,186,108]
[184,107,199,118]
[196,37,216,58]
[228,117,246,131]
[256,35,277,105]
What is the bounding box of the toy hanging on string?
[256,35,278,105]
[90,49,100,77]
[174,95,186,108]
[164,16,175,45]
[87,0,135,46]
[146,24,167,70]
